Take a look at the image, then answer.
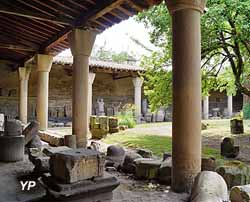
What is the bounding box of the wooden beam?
[0,44,36,52]
[41,0,125,52]
[0,5,72,25]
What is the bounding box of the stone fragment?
[190,171,228,202]
[201,157,216,171]
[230,185,250,202]
[119,125,127,131]
[64,135,76,149]
[158,158,172,185]
[163,153,171,161]
[23,121,39,145]
[43,146,72,157]
[201,122,208,130]
[122,152,142,174]
[109,127,119,134]
[5,119,22,136]
[216,161,250,189]
[108,117,118,128]
[39,131,64,146]
[88,141,101,152]
[105,167,117,172]
[27,135,42,149]
[231,118,244,134]
[135,158,161,180]
[136,148,153,158]
[91,128,108,139]
[221,137,239,158]
[106,145,125,168]
[49,149,105,183]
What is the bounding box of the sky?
[58,17,156,60]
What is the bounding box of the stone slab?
[43,146,72,157]
[50,148,105,183]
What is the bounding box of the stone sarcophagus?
[50,148,105,183]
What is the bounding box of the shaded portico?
[0,0,205,193]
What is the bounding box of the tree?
[137,0,250,111]
[92,44,137,64]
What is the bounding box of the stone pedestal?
[165,0,206,193]
[69,29,97,148]
[40,173,120,202]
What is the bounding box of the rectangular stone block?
[50,149,105,183]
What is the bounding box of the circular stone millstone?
[5,119,23,136]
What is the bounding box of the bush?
[117,104,136,128]
[243,103,250,119]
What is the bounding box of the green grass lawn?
[103,131,222,159]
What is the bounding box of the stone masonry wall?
[0,64,135,121]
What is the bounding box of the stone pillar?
[165,0,206,193]
[228,95,233,117]
[68,29,97,148]
[203,96,209,120]
[88,72,96,117]
[132,77,143,123]
[18,66,31,124]
[36,54,53,131]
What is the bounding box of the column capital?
[18,66,31,81]
[36,54,53,72]
[68,29,98,57]
[165,0,206,15]
[132,77,143,88]
[89,72,96,85]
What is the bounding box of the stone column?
[132,77,143,123]
[36,54,53,131]
[88,72,96,117]
[18,66,31,124]
[203,96,209,120]
[68,29,97,148]
[165,0,206,193]
[228,95,233,117]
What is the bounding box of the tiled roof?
[53,56,144,72]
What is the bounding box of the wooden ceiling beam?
[0,44,36,52]
[41,0,126,53]
[0,4,72,25]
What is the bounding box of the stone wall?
[0,64,135,121]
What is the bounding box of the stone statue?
[97,98,105,116]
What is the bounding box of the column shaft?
[228,95,233,117]
[88,72,96,117]
[203,96,209,119]
[171,8,202,193]
[69,29,97,148]
[19,79,28,123]
[72,55,89,147]
[36,54,53,131]
[132,77,143,123]
[37,71,49,130]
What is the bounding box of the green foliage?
[92,45,136,64]
[117,104,136,128]
[136,0,250,110]
[243,103,250,119]
[141,52,172,112]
